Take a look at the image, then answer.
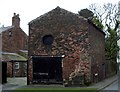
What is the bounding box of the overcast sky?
[0,0,120,35]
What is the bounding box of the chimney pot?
[17,14,19,17]
[14,13,16,16]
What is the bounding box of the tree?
[105,25,119,60]
[88,3,119,73]
[105,25,119,73]
[89,3,120,36]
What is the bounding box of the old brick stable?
[28,7,105,86]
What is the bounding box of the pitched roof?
[0,26,14,34]
[29,6,105,35]
[0,52,27,61]
[29,6,85,24]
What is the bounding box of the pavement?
[1,77,27,91]
[1,74,118,91]
[87,74,118,91]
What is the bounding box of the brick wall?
[2,13,28,77]
[2,27,28,77]
[28,7,105,85]
[7,62,27,77]
[13,62,27,77]
[2,27,27,53]
[88,21,105,82]
[7,62,13,77]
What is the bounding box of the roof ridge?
[0,26,14,33]
[29,6,80,24]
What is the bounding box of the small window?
[42,35,54,45]
[15,62,19,69]
[9,31,12,37]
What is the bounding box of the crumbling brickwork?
[28,7,105,85]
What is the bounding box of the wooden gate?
[32,56,63,84]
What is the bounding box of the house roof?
[0,26,14,34]
[0,52,27,62]
[29,6,85,24]
[29,6,105,35]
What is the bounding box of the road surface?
[102,64,120,92]
[104,80,118,90]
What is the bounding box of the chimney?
[12,13,20,28]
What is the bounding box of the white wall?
[117,40,120,63]
[117,1,120,63]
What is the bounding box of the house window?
[9,31,12,37]
[42,35,54,45]
[15,62,19,69]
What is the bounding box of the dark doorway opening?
[2,62,7,84]
[32,56,63,84]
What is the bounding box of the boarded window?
[42,35,54,45]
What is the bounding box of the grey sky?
[0,0,119,34]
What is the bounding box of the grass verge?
[11,88,97,92]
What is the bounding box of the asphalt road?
[103,80,118,90]
[102,65,120,92]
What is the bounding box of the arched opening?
[42,35,54,45]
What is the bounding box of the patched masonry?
[28,7,105,86]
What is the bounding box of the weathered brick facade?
[2,15,27,53]
[7,61,27,77]
[88,21,105,83]
[28,7,105,85]
[1,13,28,77]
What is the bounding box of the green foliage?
[105,28,119,73]
[92,16,104,30]
[105,28,119,61]
[15,88,97,92]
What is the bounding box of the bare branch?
[89,3,119,34]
